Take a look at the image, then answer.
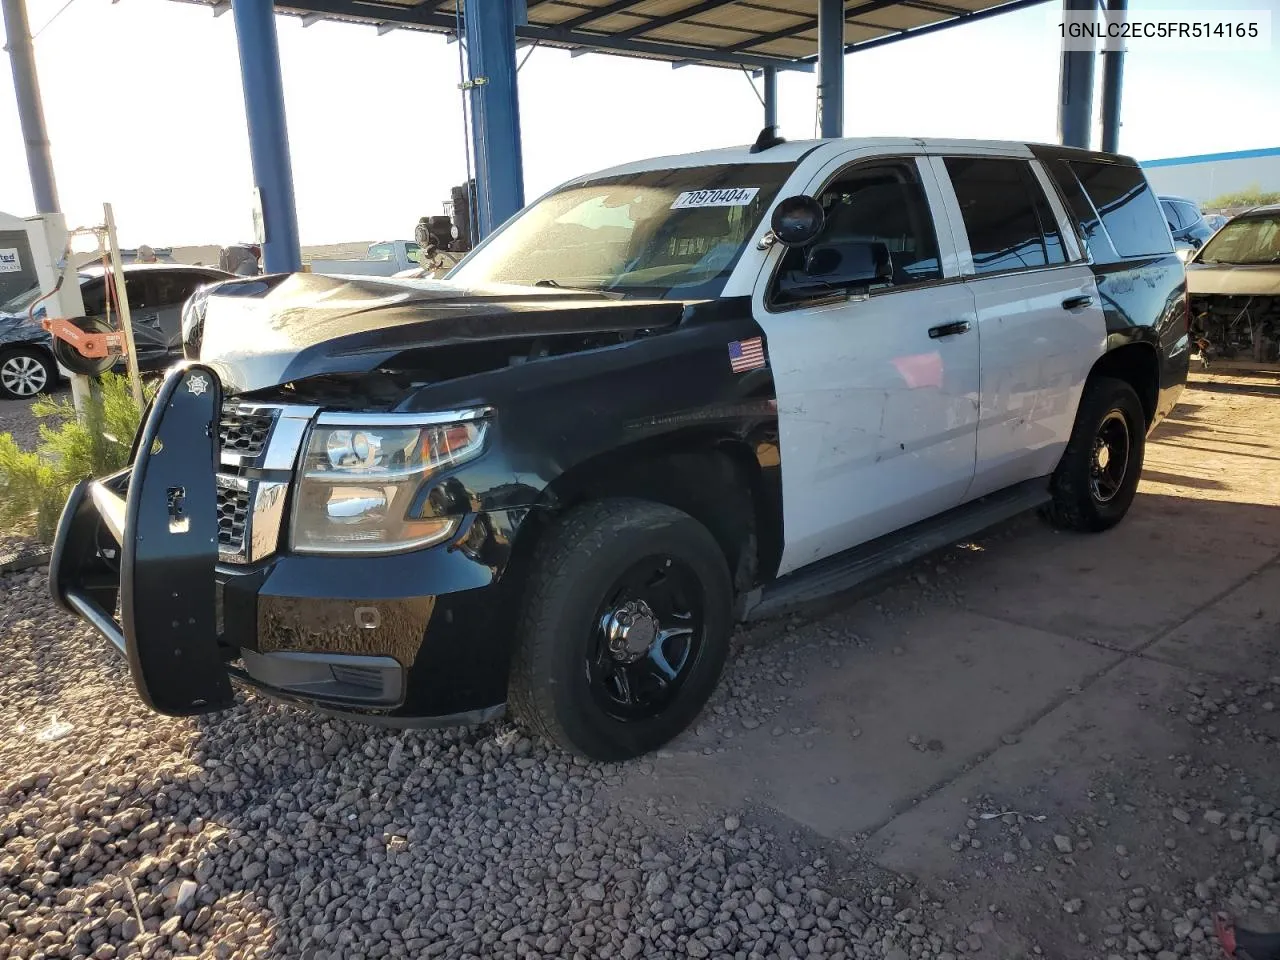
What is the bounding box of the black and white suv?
[52,135,1188,760]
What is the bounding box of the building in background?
[1141,147,1280,209]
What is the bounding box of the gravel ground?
[0,567,936,960]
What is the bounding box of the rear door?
[752,152,980,575]
[930,153,1107,499]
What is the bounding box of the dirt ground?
[623,368,1280,956]
[3,370,1280,960]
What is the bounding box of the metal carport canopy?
[180,0,1051,73]
[161,0,1082,273]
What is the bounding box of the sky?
[1,0,1278,247]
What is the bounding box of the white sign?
[0,248,21,274]
[671,187,760,210]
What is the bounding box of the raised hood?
[1186,261,1280,297]
[197,273,685,393]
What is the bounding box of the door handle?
[1062,295,1094,310]
[928,320,972,339]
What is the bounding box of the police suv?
[51,132,1189,760]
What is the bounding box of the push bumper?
[50,365,521,725]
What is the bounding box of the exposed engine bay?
[1190,294,1280,366]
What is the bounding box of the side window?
[1069,160,1172,258]
[126,275,159,312]
[772,159,941,305]
[1160,200,1183,231]
[80,279,106,316]
[944,157,1055,276]
[1176,201,1202,228]
[1024,165,1068,266]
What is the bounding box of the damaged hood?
[197,273,684,393]
[1186,262,1280,297]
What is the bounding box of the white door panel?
[758,282,980,576]
[967,265,1106,499]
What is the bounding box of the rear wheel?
[1045,376,1146,532]
[509,498,733,761]
[0,347,56,400]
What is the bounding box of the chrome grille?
[219,406,275,458]
[216,403,316,564]
[216,479,251,555]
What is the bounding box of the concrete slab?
[623,608,1117,842]
[957,491,1280,650]
[1148,562,1280,680]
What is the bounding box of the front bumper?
[50,365,523,725]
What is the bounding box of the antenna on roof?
[750,125,786,154]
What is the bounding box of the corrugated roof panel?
[646,21,765,45]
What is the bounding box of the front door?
[753,155,980,577]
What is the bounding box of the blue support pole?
[1099,0,1126,153]
[230,0,302,273]
[817,0,844,139]
[762,66,778,129]
[1058,0,1095,149]
[464,0,525,240]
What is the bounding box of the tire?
[1045,376,1146,532]
[509,498,734,761]
[0,347,56,400]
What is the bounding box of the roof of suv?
[574,136,1139,182]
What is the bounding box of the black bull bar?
[49,364,236,715]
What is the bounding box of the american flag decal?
[728,337,766,373]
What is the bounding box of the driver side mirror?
[769,195,825,247]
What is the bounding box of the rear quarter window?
[1069,161,1172,259]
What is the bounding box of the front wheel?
[1045,376,1146,532]
[509,498,733,761]
[0,347,56,400]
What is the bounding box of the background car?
[1204,213,1229,232]
[0,263,232,400]
[1160,195,1215,249]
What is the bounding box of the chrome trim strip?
[248,481,289,560]
[315,406,495,427]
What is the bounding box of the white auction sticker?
[671,187,760,209]
[0,248,21,274]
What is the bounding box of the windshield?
[450,163,793,299]
[1198,215,1280,265]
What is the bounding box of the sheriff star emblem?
[187,374,209,397]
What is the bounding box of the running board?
[743,477,1052,622]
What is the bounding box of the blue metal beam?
[464,0,525,239]
[1099,0,1126,153]
[762,65,777,129]
[1058,0,1095,149]
[818,0,844,138]
[230,0,301,272]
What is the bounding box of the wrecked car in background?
[1186,204,1280,365]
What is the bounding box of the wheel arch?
[504,429,782,604]
[1089,338,1161,428]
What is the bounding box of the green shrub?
[1203,185,1280,210]
[0,374,154,543]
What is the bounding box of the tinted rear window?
[945,157,1062,275]
[1069,161,1171,259]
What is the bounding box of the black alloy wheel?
[587,554,706,722]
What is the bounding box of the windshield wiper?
[533,278,562,287]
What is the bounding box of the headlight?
[290,409,491,554]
